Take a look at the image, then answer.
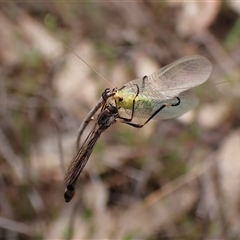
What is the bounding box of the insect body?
[64,55,212,202]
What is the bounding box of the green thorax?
[113,88,151,110]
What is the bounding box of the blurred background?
[0,1,240,239]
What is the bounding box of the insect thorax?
[113,88,152,111]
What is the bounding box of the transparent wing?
[125,95,199,120]
[122,55,212,100]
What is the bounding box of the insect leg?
[120,97,181,128]
[141,75,148,90]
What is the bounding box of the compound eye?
[118,97,123,102]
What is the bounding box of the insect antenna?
[44,14,114,88]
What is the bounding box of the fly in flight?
[64,55,212,202]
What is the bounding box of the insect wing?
[125,95,199,120]
[64,123,99,189]
[123,55,212,100]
